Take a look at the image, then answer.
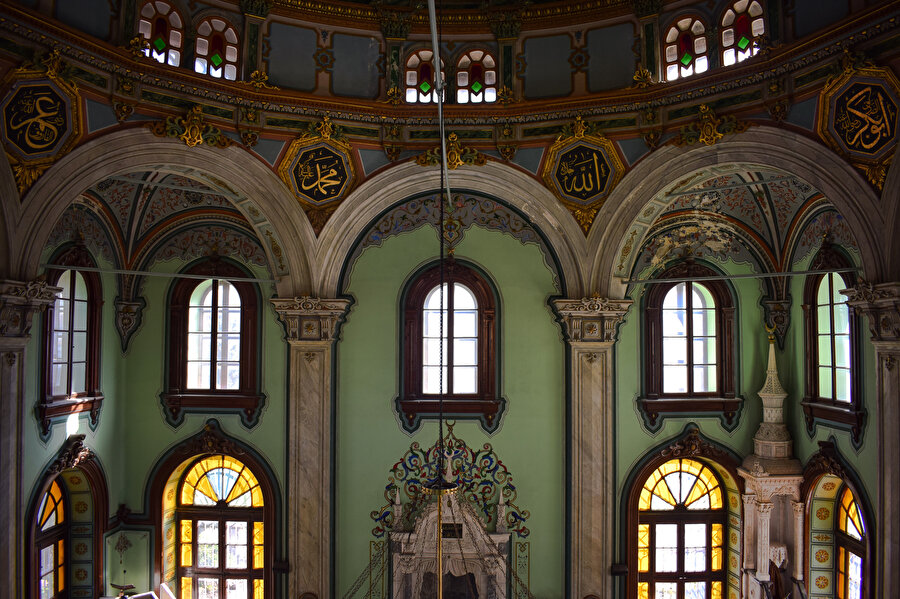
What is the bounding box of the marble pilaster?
[552,297,631,599]
[755,502,773,582]
[791,501,805,581]
[273,296,350,599]
[0,279,57,599]
[844,281,900,599]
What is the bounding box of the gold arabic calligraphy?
[557,149,609,198]
[8,89,65,152]
[836,84,897,153]
[296,150,344,200]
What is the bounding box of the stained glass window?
[35,479,66,599]
[405,49,445,103]
[187,279,242,391]
[636,459,726,599]
[456,50,497,104]
[663,17,709,81]
[721,1,765,67]
[137,0,183,66]
[816,272,851,402]
[836,486,866,599]
[194,17,239,80]
[177,456,264,599]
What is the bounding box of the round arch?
[882,143,900,280]
[315,160,588,297]
[590,126,885,297]
[11,128,314,295]
[0,155,17,279]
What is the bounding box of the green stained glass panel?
[211,53,223,67]
[154,37,166,52]
[738,36,750,50]
[471,81,483,93]
[681,52,692,66]
[419,80,432,93]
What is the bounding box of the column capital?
[791,500,805,514]
[272,297,351,342]
[0,279,59,338]
[757,501,774,514]
[552,296,632,343]
[843,282,900,342]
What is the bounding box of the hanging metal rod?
[622,267,860,285]
[663,175,796,199]
[41,263,277,284]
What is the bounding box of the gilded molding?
[415,133,486,170]
[673,104,750,147]
[552,296,632,343]
[271,297,351,342]
[147,105,233,148]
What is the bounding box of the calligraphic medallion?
[541,125,625,234]
[278,133,355,209]
[0,65,82,196]
[818,65,899,189]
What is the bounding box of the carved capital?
[271,297,351,342]
[0,279,59,338]
[114,298,146,353]
[757,501,774,515]
[552,297,632,343]
[844,282,900,341]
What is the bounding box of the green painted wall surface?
[337,225,564,597]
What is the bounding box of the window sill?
[395,396,506,433]
[161,391,265,428]
[36,394,103,438]
[637,396,742,431]
[801,397,865,447]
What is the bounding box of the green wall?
[337,224,565,597]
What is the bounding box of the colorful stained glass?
[139,1,183,66]
[721,1,764,66]
[38,480,65,531]
[838,487,864,540]
[639,459,723,512]
[180,455,263,508]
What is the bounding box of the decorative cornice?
[241,0,274,18]
[47,434,94,475]
[844,281,900,341]
[415,133,486,170]
[147,105,233,148]
[659,427,731,461]
[552,296,632,343]
[271,297,351,342]
[181,419,249,458]
[803,441,848,483]
[673,104,750,147]
[0,279,59,337]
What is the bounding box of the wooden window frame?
[662,14,710,82]
[835,485,868,599]
[161,259,264,427]
[720,0,765,67]
[800,245,864,446]
[137,0,184,67]
[455,48,498,104]
[396,259,503,432]
[404,48,445,104]
[39,245,104,438]
[639,261,739,430]
[193,16,241,81]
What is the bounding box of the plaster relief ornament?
[542,116,625,234]
[817,64,900,189]
[0,51,83,195]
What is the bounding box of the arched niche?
[11,128,313,295]
[591,127,884,297]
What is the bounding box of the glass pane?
[190,280,214,307]
[692,365,716,393]
[219,308,241,332]
[423,366,447,394]
[425,285,448,310]
[423,338,448,366]
[453,367,477,394]
[454,284,476,309]
[198,578,219,599]
[40,573,54,599]
[53,332,69,361]
[692,337,716,364]
[684,523,707,571]
[663,284,686,309]
[832,273,847,302]
[424,309,445,337]
[226,528,248,569]
[189,306,213,333]
[835,334,850,368]
[40,545,54,575]
[73,300,87,330]
[54,298,69,330]
[71,363,86,394]
[692,283,714,308]
[72,332,86,362]
[453,338,477,366]
[226,579,248,599]
[817,277,831,305]
[197,520,219,567]
[663,337,687,365]
[818,334,833,366]
[819,366,833,399]
[654,523,678,572]
[654,582,677,599]
[188,332,210,360]
[52,364,68,396]
[685,581,706,599]
[227,520,247,543]
[834,303,849,335]
[693,309,715,336]
[848,552,863,599]
[663,365,687,393]
[454,310,477,337]
[253,580,264,599]
[835,368,851,402]
[662,309,687,336]
[187,362,210,389]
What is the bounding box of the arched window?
[405,49,445,103]
[456,49,497,104]
[34,479,66,599]
[663,16,709,81]
[137,0,184,66]
[176,455,265,599]
[194,17,239,80]
[163,259,263,427]
[641,262,737,428]
[837,485,866,599]
[721,0,765,67]
[801,245,862,445]
[397,260,502,432]
[40,245,104,437]
[634,458,726,598]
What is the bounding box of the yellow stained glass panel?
[638,523,650,572]
[638,581,648,599]
[181,520,192,542]
[640,459,723,511]
[712,581,722,599]
[253,521,264,568]
[58,566,65,591]
[180,455,263,506]
[251,486,264,507]
[254,579,264,599]
[652,479,677,507]
[181,577,192,599]
[181,543,192,567]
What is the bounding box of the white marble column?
[844,282,900,599]
[553,297,631,599]
[791,501,805,581]
[273,297,350,599]
[742,494,757,572]
[755,501,773,582]
[0,279,57,599]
